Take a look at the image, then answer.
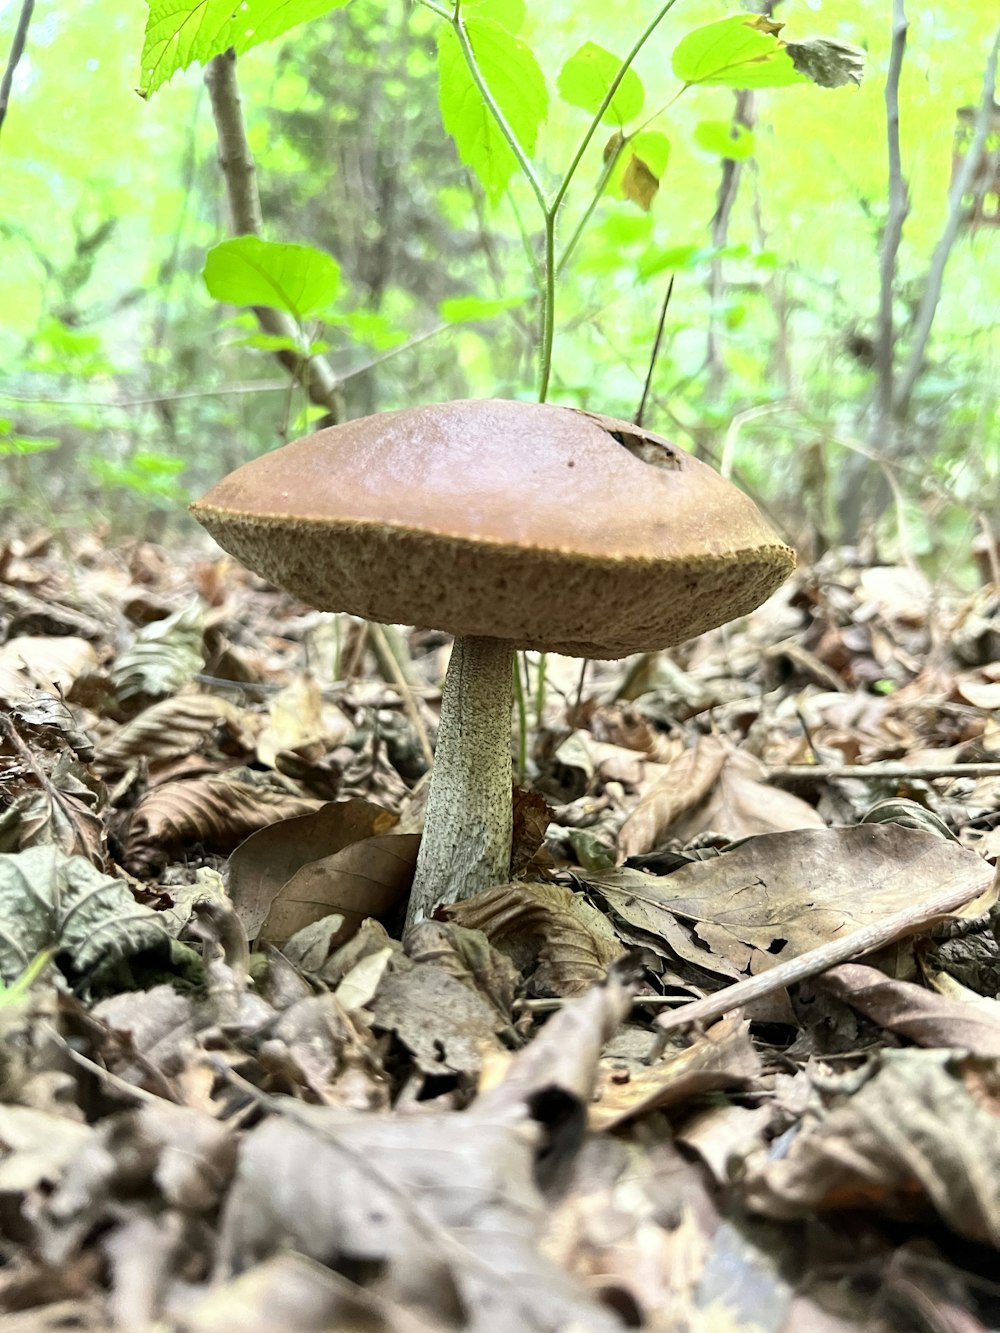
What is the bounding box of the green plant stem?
[533,651,547,729]
[513,651,527,785]
[556,139,624,279]
[449,5,548,217]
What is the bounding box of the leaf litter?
[0,531,999,1328]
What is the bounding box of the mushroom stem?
[406,634,514,928]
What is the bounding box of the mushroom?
[191,399,794,928]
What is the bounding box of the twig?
[515,994,690,1015]
[651,862,997,1040]
[894,25,1000,418]
[767,761,1000,782]
[875,0,909,425]
[203,49,343,422]
[0,0,34,141]
[368,623,434,770]
[634,275,674,429]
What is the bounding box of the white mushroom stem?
[406,634,514,928]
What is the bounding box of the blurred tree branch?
[204,48,344,425]
[894,24,1000,418]
[875,0,909,429]
[0,0,34,142]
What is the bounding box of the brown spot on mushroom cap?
[191,399,795,658]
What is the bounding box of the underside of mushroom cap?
[191,399,795,658]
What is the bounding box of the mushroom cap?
[191,399,794,658]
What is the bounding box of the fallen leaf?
[619,738,823,860]
[0,846,167,987]
[95,693,252,773]
[371,962,510,1077]
[587,825,993,980]
[123,777,320,877]
[817,962,1000,1057]
[258,830,420,948]
[742,1049,1000,1245]
[0,635,98,696]
[441,880,623,996]
[227,799,398,938]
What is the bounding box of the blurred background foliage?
[0,0,997,578]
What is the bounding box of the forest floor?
[1,528,999,1331]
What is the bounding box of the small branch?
[875,0,910,426]
[767,761,1000,782]
[0,0,33,142]
[651,864,994,1040]
[634,275,674,428]
[893,25,1000,419]
[204,49,343,423]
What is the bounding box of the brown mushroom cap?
[191,399,794,658]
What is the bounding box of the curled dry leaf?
[441,880,623,997]
[590,1013,762,1131]
[226,798,405,940]
[94,693,253,774]
[817,962,1000,1057]
[123,777,320,877]
[477,954,645,1118]
[586,825,994,982]
[742,1049,1000,1246]
[618,736,823,861]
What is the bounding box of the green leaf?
[203,236,340,321]
[437,19,548,204]
[0,435,59,457]
[557,42,644,125]
[671,15,808,89]
[139,0,351,98]
[462,0,526,32]
[0,846,167,986]
[439,293,526,323]
[693,120,755,160]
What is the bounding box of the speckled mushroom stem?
[406,634,514,929]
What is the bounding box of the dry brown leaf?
[123,777,320,876]
[441,880,623,996]
[405,919,520,1022]
[621,151,660,210]
[587,825,994,980]
[742,1049,1000,1245]
[817,962,1000,1056]
[371,962,511,1077]
[590,1014,762,1131]
[617,736,727,859]
[0,635,98,696]
[619,737,823,860]
[95,693,252,773]
[216,1102,623,1331]
[478,955,644,1116]
[258,830,420,948]
[174,1252,439,1333]
[255,673,335,769]
[227,798,398,938]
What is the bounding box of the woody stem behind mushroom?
[405,634,513,929]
